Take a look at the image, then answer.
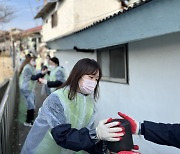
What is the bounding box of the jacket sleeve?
[51,102,103,153]
[47,80,63,88]
[47,69,65,88]
[51,124,104,154]
[141,121,180,149]
[31,73,44,80]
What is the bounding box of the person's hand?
[118,112,139,135]
[117,145,140,154]
[41,69,48,75]
[38,78,47,84]
[96,118,125,141]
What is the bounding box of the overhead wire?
[28,0,39,27]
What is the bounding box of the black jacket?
[31,73,63,88]
[51,124,104,154]
[141,121,180,149]
[47,80,63,88]
[31,73,44,80]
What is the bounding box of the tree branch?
[0,5,15,23]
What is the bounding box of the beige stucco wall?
[42,0,139,42]
[55,32,180,154]
[73,0,121,30]
[42,0,75,42]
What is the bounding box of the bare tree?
[0,5,14,23]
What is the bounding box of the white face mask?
[48,65,56,71]
[30,60,35,66]
[79,78,97,95]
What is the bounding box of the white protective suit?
[21,87,96,154]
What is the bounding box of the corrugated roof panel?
[74,0,152,34]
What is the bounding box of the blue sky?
[1,0,43,30]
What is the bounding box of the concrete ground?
[12,83,47,154]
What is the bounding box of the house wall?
[74,0,141,30]
[56,32,180,153]
[55,50,96,75]
[42,0,75,42]
[43,0,140,42]
[97,32,180,153]
[73,0,121,30]
[47,0,180,50]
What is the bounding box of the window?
[97,44,128,83]
[38,37,41,43]
[51,11,58,28]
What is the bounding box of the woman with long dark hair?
[19,53,47,126]
[21,58,123,154]
[19,54,37,126]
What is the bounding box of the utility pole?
[10,30,16,69]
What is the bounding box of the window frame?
[97,44,129,84]
[51,11,58,28]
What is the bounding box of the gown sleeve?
[51,102,104,153]
[56,69,65,83]
[21,93,67,154]
[21,67,33,91]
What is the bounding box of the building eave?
[46,0,180,50]
[34,1,57,19]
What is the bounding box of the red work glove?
[117,145,140,154]
[118,112,139,134]
[117,151,140,154]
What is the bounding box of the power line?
[28,0,38,26]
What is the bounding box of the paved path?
[12,83,47,154]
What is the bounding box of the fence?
[0,81,9,104]
[0,71,17,154]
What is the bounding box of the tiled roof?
[74,0,153,34]
[23,26,42,34]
